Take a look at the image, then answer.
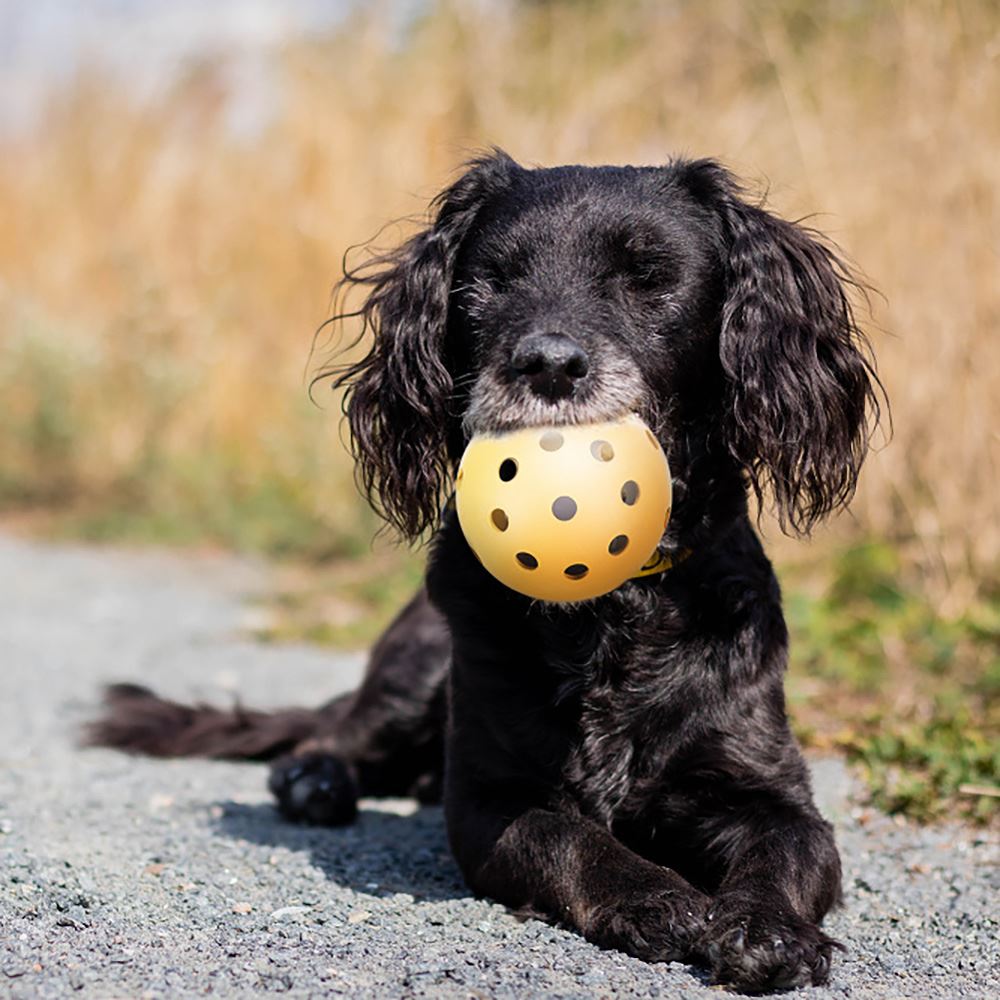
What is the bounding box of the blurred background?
[1,0,996,821]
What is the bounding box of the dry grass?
[1,0,998,605]
[1,0,996,822]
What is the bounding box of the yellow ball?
[455,416,672,602]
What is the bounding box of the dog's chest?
[560,640,694,824]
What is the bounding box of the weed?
[784,543,999,823]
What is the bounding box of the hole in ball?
[645,429,659,449]
[551,496,577,521]
[515,552,538,570]
[564,563,589,579]
[491,509,509,532]
[590,440,614,462]
[621,480,640,505]
[608,534,629,555]
[499,458,518,482]
[539,430,564,452]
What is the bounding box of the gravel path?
[0,532,996,998]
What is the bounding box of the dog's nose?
[512,333,590,400]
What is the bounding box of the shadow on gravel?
[214,801,469,902]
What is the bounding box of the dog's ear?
[681,160,882,535]
[322,150,518,540]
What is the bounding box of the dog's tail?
[84,683,325,761]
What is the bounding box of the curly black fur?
[90,151,883,994]
[316,151,519,539]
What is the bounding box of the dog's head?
[322,150,881,543]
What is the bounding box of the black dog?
[91,151,882,993]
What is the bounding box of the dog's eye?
[477,255,529,294]
[479,262,506,292]
[623,242,675,294]
[600,254,672,300]
[602,230,674,297]
[624,257,671,293]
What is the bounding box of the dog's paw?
[585,886,709,964]
[268,752,359,826]
[700,893,841,993]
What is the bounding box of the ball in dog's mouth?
[454,415,672,602]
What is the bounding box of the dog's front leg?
[446,791,709,963]
[700,806,843,991]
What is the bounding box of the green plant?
[784,543,999,823]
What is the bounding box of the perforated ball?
[455,415,672,602]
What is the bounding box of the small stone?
[269,906,312,921]
[232,902,253,914]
